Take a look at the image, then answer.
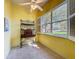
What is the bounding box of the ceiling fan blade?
[31,5,36,10]
[30,5,36,12]
[35,5,43,11]
[36,0,45,3]
[19,3,31,5]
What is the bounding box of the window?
[70,16,75,37]
[39,0,75,40]
[41,25,46,33]
[52,3,67,22]
[40,1,68,38]
[46,24,51,32]
[52,2,67,37]
[52,21,67,37]
[40,12,51,33]
[69,0,75,15]
[68,0,75,40]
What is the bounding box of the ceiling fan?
[19,0,48,12]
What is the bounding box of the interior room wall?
[11,4,36,48]
[4,0,12,59]
[11,20,20,47]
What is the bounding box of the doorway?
[20,20,36,47]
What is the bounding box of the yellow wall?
[4,0,12,59]
[11,4,37,47]
[36,33,75,59]
[4,0,12,18]
[12,4,37,20]
[11,20,20,47]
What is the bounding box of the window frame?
[51,1,68,37]
[40,1,69,38]
[40,11,52,33]
[39,0,75,41]
[67,0,75,41]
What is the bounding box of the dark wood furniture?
[21,29,35,38]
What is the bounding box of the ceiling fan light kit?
[19,0,48,12]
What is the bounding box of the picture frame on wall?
[4,17,9,32]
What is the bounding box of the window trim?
[51,1,68,37]
[40,0,75,41]
[67,0,75,41]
